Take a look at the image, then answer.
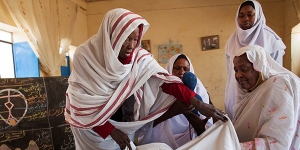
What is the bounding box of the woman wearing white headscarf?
[65,8,226,150]
[232,45,300,149]
[224,0,286,120]
[147,54,213,149]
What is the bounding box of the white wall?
[291,24,300,77]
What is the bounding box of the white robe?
[224,0,286,120]
[233,45,300,149]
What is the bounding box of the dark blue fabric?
[182,72,202,116]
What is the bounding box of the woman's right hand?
[190,97,227,122]
[110,128,132,150]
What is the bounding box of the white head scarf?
[235,45,299,96]
[65,8,181,129]
[224,0,286,120]
[147,54,211,149]
[166,54,209,104]
[226,0,286,57]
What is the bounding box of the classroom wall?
[86,0,286,111]
[291,25,300,77]
[287,0,300,77]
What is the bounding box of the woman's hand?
[184,112,209,136]
[190,97,227,122]
[110,128,132,150]
[171,100,194,115]
[153,100,194,127]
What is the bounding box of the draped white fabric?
[136,142,172,150]
[4,0,78,75]
[224,0,286,120]
[177,118,241,150]
[233,45,300,149]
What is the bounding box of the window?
[0,30,15,78]
[0,30,12,42]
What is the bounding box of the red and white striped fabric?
[65,8,181,130]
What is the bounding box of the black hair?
[239,1,255,13]
[174,54,189,65]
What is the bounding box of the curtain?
[4,0,78,75]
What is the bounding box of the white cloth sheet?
[136,142,173,150]
[177,118,241,150]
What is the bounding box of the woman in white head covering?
[147,54,213,149]
[65,8,226,149]
[232,45,300,149]
[224,0,286,120]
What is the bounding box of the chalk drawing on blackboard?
[0,140,38,150]
[0,89,27,126]
[60,126,75,150]
[0,131,25,142]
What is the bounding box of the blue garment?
[182,72,203,116]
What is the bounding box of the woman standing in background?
[224,0,286,120]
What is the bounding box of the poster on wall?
[158,44,182,63]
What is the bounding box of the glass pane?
[0,42,15,78]
[0,30,12,42]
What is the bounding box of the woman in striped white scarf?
[65,8,227,150]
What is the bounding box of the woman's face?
[119,27,139,58]
[238,5,255,30]
[233,54,259,91]
[172,58,190,79]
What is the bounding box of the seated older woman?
[232,45,300,149]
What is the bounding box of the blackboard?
[0,77,75,150]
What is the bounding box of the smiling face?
[172,58,190,79]
[118,27,140,58]
[238,5,255,30]
[233,53,259,91]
